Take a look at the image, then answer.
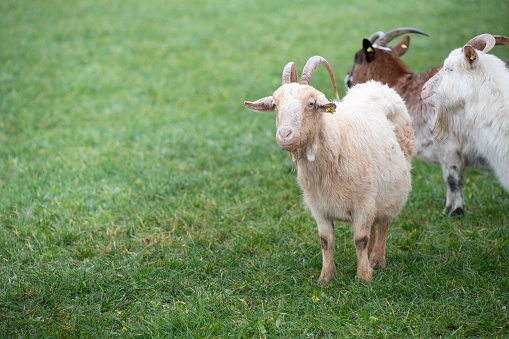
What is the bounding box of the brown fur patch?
[355,237,368,250]
[320,237,328,250]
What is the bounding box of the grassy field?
[1,0,508,337]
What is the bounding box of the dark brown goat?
[345,28,508,216]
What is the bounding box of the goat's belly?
[471,129,509,189]
[303,190,353,222]
[413,134,439,163]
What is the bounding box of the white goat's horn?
[299,56,339,100]
[368,31,385,44]
[377,27,428,47]
[494,35,509,47]
[466,34,496,53]
[282,62,298,84]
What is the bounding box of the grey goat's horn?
[467,34,509,53]
[494,35,509,46]
[466,34,496,53]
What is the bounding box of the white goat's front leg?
[439,150,466,216]
[352,214,374,281]
[316,216,335,284]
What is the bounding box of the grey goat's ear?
[244,96,275,113]
[463,45,479,68]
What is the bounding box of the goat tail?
[395,121,415,164]
[383,93,415,165]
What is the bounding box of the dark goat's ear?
[363,39,375,62]
[393,36,410,57]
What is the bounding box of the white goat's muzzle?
[420,86,435,106]
[276,127,299,151]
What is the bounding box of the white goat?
[345,28,507,216]
[245,56,414,282]
[422,34,509,192]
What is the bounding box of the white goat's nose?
[278,127,293,139]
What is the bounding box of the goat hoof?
[369,256,386,269]
[450,208,465,217]
[357,268,373,282]
[317,277,333,286]
[318,268,336,285]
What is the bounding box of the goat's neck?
[464,79,509,121]
[396,67,440,102]
[393,67,442,125]
[292,114,341,184]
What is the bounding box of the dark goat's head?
[345,28,428,88]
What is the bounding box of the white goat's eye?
[308,102,314,107]
[273,103,277,108]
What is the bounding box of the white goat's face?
[421,48,477,112]
[421,47,483,139]
[244,83,336,152]
[421,48,469,113]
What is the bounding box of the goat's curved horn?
[282,62,299,84]
[494,35,509,46]
[369,31,386,44]
[299,56,339,100]
[377,27,428,47]
[466,34,496,53]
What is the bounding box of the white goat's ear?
[244,97,275,113]
[316,98,337,114]
[463,45,479,68]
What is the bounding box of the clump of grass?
[1,0,508,337]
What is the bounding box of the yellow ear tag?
[401,44,407,49]
[366,47,374,53]
[326,107,335,115]
[470,54,476,61]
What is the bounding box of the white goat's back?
[340,81,414,165]
[319,81,413,218]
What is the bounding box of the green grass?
[1,0,508,337]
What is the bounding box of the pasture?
[1,0,508,337]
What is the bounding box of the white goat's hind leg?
[439,153,466,216]
[368,220,390,269]
[367,224,377,257]
[316,217,335,284]
[352,216,374,281]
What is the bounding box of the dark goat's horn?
[377,27,428,47]
[282,62,298,84]
[369,31,386,44]
[466,34,496,53]
[299,56,339,100]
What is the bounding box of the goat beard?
[432,100,465,141]
[433,109,451,141]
